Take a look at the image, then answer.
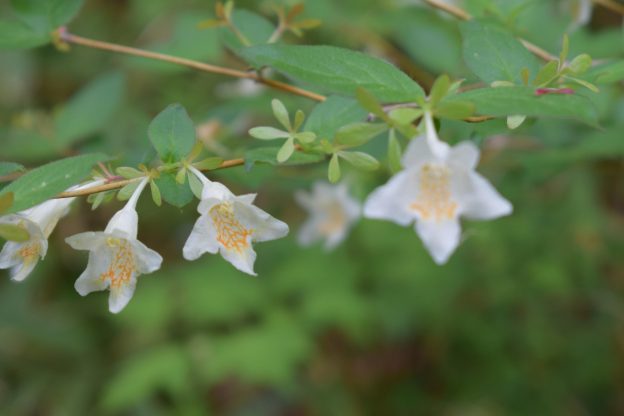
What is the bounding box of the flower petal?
[401,134,435,168]
[220,244,257,276]
[104,208,139,240]
[183,214,220,261]
[108,276,137,314]
[65,231,107,251]
[74,250,111,296]
[132,240,163,274]
[234,200,289,243]
[363,170,416,226]
[0,241,21,269]
[449,141,480,170]
[297,218,320,247]
[10,259,39,282]
[455,172,513,220]
[415,218,462,265]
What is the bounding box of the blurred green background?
[1,0,624,414]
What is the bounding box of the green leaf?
[334,123,388,147]
[591,61,624,84]
[249,126,290,140]
[155,172,194,208]
[242,44,425,102]
[0,19,50,50]
[460,19,540,84]
[148,104,197,163]
[188,171,203,199]
[444,86,598,125]
[0,153,107,214]
[277,138,295,163]
[54,72,125,148]
[0,162,24,177]
[192,157,224,171]
[304,96,367,140]
[271,99,291,131]
[149,180,162,207]
[293,110,305,131]
[0,223,30,242]
[245,147,324,171]
[532,61,559,87]
[294,131,316,144]
[388,108,422,125]
[434,100,475,120]
[429,74,451,107]
[338,151,380,171]
[328,154,341,183]
[507,114,527,130]
[388,130,402,173]
[117,181,140,202]
[116,167,143,179]
[11,0,85,28]
[0,193,14,214]
[568,54,592,75]
[220,10,275,52]
[356,87,386,119]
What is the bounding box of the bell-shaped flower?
[0,180,103,282]
[65,178,162,313]
[364,112,512,264]
[183,166,289,276]
[295,182,361,250]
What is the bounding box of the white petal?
[198,197,224,215]
[324,226,348,251]
[401,134,435,168]
[415,218,462,265]
[220,244,257,276]
[363,170,417,226]
[10,260,38,282]
[200,180,233,202]
[424,111,451,159]
[108,276,137,314]
[74,250,110,296]
[183,214,220,261]
[449,141,480,170]
[0,241,21,269]
[65,232,107,251]
[104,208,139,240]
[237,193,257,205]
[131,240,163,274]
[297,218,320,247]
[294,189,315,212]
[234,200,289,243]
[455,172,513,220]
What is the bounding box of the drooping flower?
[295,182,361,250]
[0,180,103,282]
[65,177,162,313]
[364,112,512,264]
[183,166,289,276]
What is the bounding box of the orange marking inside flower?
[100,238,135,289]
[209,202,252,252]
[410,163,458,222]
[319,203,346,235]
[18,242,41,263]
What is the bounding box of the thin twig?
[593,0,624,15]
[423,0,558,61]
[59,30,326,102]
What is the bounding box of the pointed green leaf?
[245,147,324,170]
[272,99,291,131]
[338,151,380,171]
[249,127,291,140]
[277,138,295,163]
[334,123,388,147]
[148,104,197,163]
[304,96,367,140]
[155,172,194,208]
[328,154,341,183]
[388,130,402,173]
[429,74,451,107]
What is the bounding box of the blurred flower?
[183,166,289,276]
[66,178,162,313]
[295,182,361,250]
[364,112,512,264]
[0,180,103,282]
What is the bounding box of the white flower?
[0,180,103,282]
[364,112,512,264]
[65,178,162,313]
[183,166,289,276]
[295,182,361,250]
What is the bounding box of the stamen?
[209,202,253,252]
[18,242,41,263]
[100,238,135,289]
[410,163,458,221]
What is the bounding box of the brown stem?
[593,0,624,15]
[60,31,326,102]
[423,0,558,61]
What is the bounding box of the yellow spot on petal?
[410,163,458,222]
[318,203,346,235]
[18,242,41,264]
[209,202,253,252]
[100,238,135,289]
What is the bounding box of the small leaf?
[90,191,110,211]
[328,154,341,183]
[338,151,380,171]
[272,99,291,131]
[117,181,140,202]
[356,87,386,119]
[244,147,324,170]
[388,130,402,173]
[388,108,422,126]
[507,114,526,129]
[293,110,305,131]
[532,61,559,87]
[277,138,295,163]
[566,76,600,93]
[0,162,24,177]
[155,172,194,208]
[334,123,388,147]
[0,223,30,242]
[148,103,197,163]
[434,101,475,119]
[249,127,290,140]
[188,172,203,199]
[193,157,224,170]
[294,131,316,144]
[304,96,367,140]
[569,54,592,75]
[175,168,187,184]
[429,74,451,107]
[116,167,144,179]
[150,180,162,207]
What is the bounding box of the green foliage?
[304,96,367,139]
[244,146,324,170]
[154,172,194,208]
[242,44,425,102]
[0,162,24,177]
[0,153,107,213]
[148,104,197,163]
